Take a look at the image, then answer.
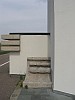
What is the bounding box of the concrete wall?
[10,35,50,74]
[48,0,54,87]
[54,0,75,95]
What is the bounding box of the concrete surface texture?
[1,46,20,51]
[10,35,51,74]
[1,34,20,40]
[29,67,50,74]
[1,40,20,45]
[23,57,52,88]
[23,73,52,88]
[17,88,73,100]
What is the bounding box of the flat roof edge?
[9,33,50,35]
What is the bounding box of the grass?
[16,75,25,88]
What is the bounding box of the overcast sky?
[0,0,47,34]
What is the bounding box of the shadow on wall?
[48,35,51,58]
[0,43,1,51]
[48,35,52,87]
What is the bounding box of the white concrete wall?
[54,0,75,95]
[10,35,50,75]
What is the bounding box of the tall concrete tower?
[48,0,75,95]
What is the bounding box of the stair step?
[23,57,52,88]
[23,82,52,88]
[27,57,51,61]
[23,73,52,88]
[29,62,50,67]
[29,67,51,74]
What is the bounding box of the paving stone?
[49,92,72,100]
[17,88,73,100]
[18,95,31,100]
[31,95,41,100]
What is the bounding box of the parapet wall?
[8,34,51,74]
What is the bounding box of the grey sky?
[0,0,47,34]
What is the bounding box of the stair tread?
[23,73,52,88]
[23,82,52,88]
[23,57,52,88]
[29,62,50,67]
[29,67,51,74]
[27,57,51,61]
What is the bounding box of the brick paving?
[0,54,20,100]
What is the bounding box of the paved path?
[17,88,72,100]
[0,54,20,100]
[11,88,73,100]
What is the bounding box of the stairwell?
[23,57,52,88]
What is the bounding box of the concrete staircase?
[23,57,52,88]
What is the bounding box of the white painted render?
[10,35,50,75]
[54,0,75,95]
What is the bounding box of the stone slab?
[1,40,20,46]
[23,73,52,88]
[29,62,50,67]
[10,88,22,100]
[29,67,51,74]
[27,57,51,61]
[1,35,20,40]
[1,46,20,51]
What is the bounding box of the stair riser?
[27,57,51,61]
[29,67,51,74]
[23,82,52,88]
[28,61,50,66]
[23,57,52,88]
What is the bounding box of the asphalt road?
[0,54,20,100]
[0,54,9,65]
